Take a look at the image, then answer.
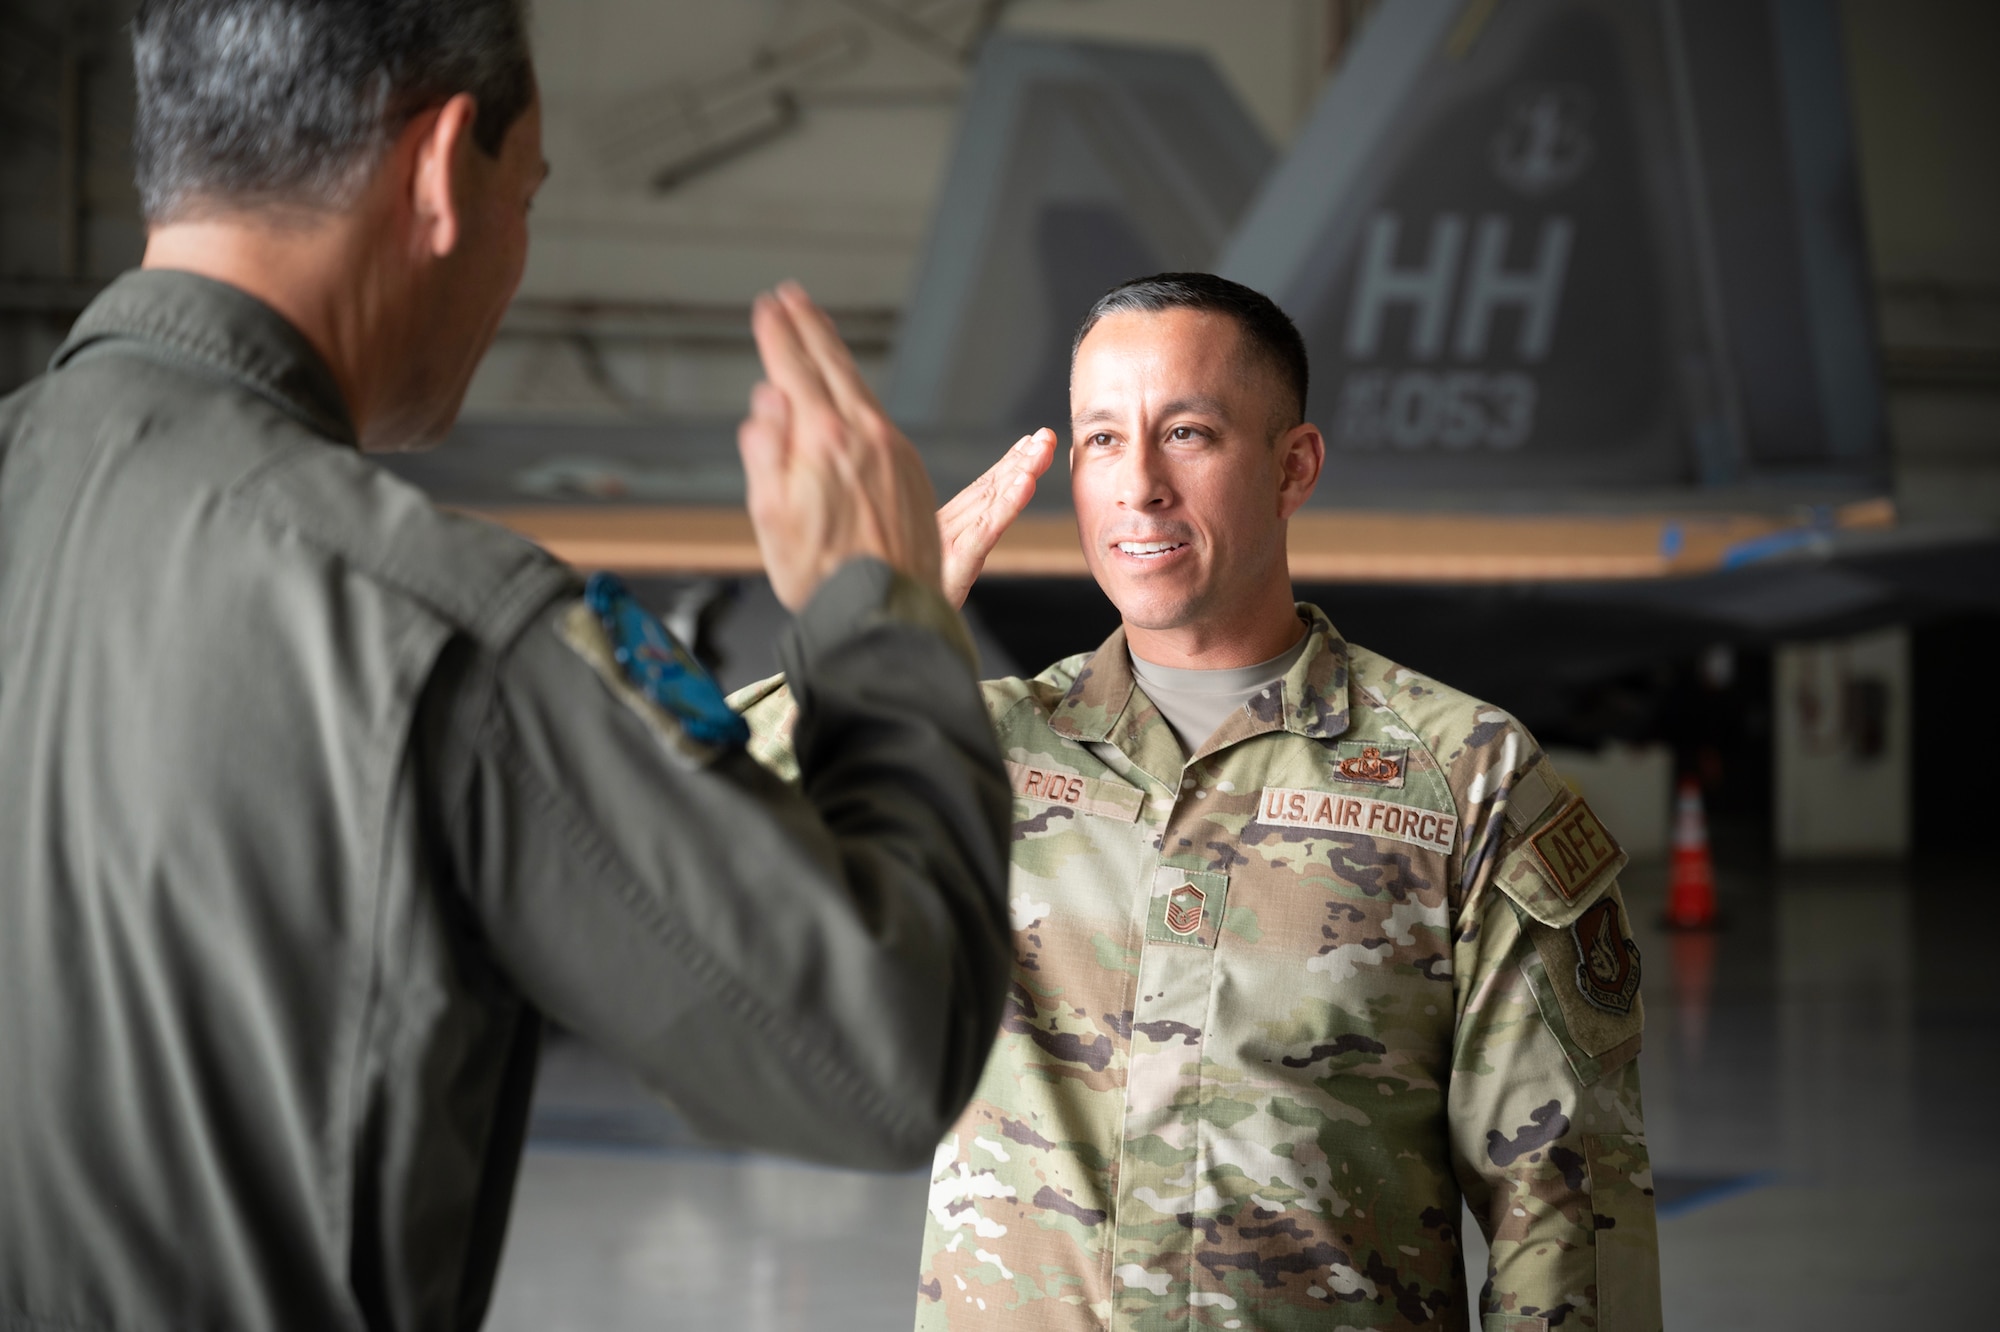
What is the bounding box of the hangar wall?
[1841,0,2000,524]
[0,0,1994,520]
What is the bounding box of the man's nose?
[1115,440,1171,510]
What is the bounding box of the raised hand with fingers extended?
[936,428,1058,608]
[738,282,944,609]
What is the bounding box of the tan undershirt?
[1128,630,1310,757]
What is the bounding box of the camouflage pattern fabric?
[733,605,1661,1331]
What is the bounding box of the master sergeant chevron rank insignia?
[1164,883,1206,936]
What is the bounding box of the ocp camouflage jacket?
[736,605,1661,1332]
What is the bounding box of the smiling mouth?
[1114,539,1190,559]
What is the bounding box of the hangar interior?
[3,0,1997,1327]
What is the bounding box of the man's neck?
[1123,589,1305,671]
[142,212,387,440]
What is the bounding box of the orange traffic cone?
[1663,777,1719,930]
[1670,930,1719,1061]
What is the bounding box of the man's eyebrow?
[1156,394,1232,421]
[1071,395,1235,430]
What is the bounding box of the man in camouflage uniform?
[736,273,1660,1331]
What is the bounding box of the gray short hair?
[133,0,535,223]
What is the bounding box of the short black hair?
[1070,272,1309,430]
[133,0,536,223]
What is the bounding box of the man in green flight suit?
[735,273,1663,1331]
[0,2,1013,1328]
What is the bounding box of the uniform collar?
[1049,603,1353,776]
[52,269,357,446]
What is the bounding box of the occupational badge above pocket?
[561,572,749,767]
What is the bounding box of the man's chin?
[1097,580,1205,637]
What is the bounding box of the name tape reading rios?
[1005,760,1144,822]
[1257,786,1458,855]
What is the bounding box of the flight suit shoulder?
[226,438,573,651]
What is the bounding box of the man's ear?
[407,93,480,260]
[1275,421,1324,519]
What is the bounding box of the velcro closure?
[1501,757,1568,837]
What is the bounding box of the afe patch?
[1257,786,1457,855]
[1333,742,1407,788]
[1528,797,1620,902]
[1571,898,1643,1015]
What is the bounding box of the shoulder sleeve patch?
[1512,889,1645,1083]
[559,574,748,767]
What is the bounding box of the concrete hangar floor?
[486,856,1992,1330]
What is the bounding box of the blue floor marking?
[1654,1170,1780,1218]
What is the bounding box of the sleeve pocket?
[1583,1133,1663,1332]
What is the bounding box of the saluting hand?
[739,283,944,610]
[936,429,1058,609]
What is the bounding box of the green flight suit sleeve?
[425,558,1012,1170]
[1449,758,1663,1332]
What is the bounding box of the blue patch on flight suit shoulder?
[586,572,748,749]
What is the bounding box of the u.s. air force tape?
[1256,786,1457,855]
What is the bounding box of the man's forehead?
[1076,306,1241,357]
[1071,308,1262,413]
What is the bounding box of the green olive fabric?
[0,270,1013,1332]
